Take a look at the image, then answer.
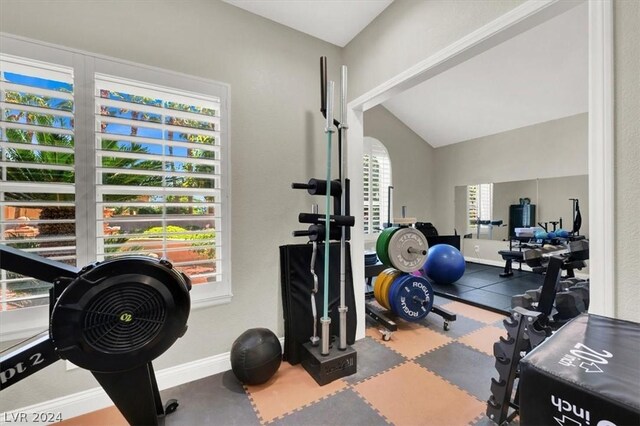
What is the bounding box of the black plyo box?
[301,342,357,386]
[520,313,640,426]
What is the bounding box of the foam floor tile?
[420,310,486,339]
[366,321,452,359]
[354,362,486,426]
[244,362,347,423]
[271,388,388,426]
[57,406,127,426]
[458,325,507,356]
[343,336,407,384]
[414,341,496,401]
[438,301,507,324]
[159,371,260,425]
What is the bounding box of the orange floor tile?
[458,325,507,356]
[244,362,347,423]
[439,301,506,325]
[367,320,453,359]
[57,406,126,426]
[354,361,486,426]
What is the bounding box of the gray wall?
[0,0,342,411]
[614,0,640,322]
[432,113,588,238]
[364,105,435,224]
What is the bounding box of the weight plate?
[390,275,434,322]
[381,269,401,310]
[386,274,404,315]
[374,268,396,309]
[376,227,398,267]
[387,227,428,273]
[373,270,386,306]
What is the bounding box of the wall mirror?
[454,175,589,241]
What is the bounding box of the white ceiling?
[383,2,589,147]
[222,0,393,47]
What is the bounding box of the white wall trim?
[587,0,615,317]
[348,0,611,332]
[1,337,285,424]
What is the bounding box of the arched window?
[363,137,392,235]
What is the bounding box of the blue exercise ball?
[534,230,548,240]
[547,232,557,239]
[556,229,569,238]
[423,244,465,284]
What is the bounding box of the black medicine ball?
[230,328,282,385]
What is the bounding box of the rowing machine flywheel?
[50,256,191,373]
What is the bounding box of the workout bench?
[498,250,524,277]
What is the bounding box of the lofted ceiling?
[382,2,589,147]
[223,1,587,148]
[222,0,393,47]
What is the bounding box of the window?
[1,54,76,311]
[467,183,493,235]
[363,137,392,236]
[0,36,229,332]
[94,74,221,286]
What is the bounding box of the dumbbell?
[554,291,586,320]
[568,285,590,310]
[511,293,535,310]
[525,287,542,303]
[558,280,573,292]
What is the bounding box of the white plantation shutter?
[94,74,222,286]
[0,35,230,326]
[0,54,76,310]
[363,138,392,235]
[467,183,493,234]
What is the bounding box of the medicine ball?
[230,328,282,385]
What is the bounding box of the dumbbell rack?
[486,307,550,425]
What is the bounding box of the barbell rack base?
[364,291,457,334]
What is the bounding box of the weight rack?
[365,224,457,340]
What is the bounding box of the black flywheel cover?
[50,256,191,373]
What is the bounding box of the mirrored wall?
[455,175,588,241]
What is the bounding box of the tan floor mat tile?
[438,301,506,324]
[354,362,486,426]
[458,325,507,356]
[367,321,452,359]
[245,361,347,423]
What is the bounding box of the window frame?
[0,34,232,342]
[363,137,392,240]
[467,183,493,236]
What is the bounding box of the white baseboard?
[465,257,509,269]
[1,338,284,424]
